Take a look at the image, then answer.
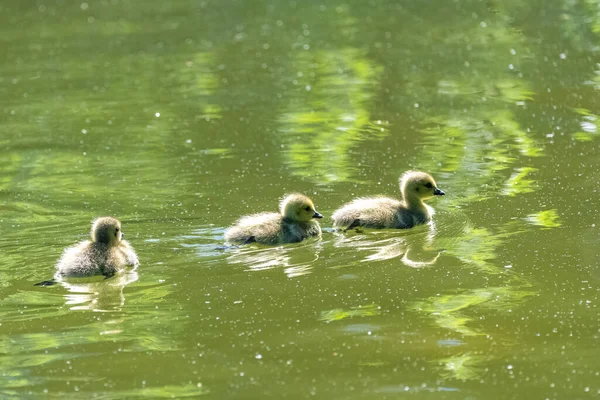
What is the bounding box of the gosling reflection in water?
[332,171,444,230]
[35,217,139,286]
[334,222,441,268]
[227,242,322,277]
[225,193,323,245]
[57,268,139,311]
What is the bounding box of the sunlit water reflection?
[1,0,600,398]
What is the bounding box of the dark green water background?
[1,0,599,398]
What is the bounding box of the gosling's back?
[225,212,284,245]
[332,197,403,229]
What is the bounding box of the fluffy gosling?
[225,193,323,245]
[56,217,139,278]
[332,171,445,230]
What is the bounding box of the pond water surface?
[1,0,599,399]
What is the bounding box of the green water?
[1,0,599,398]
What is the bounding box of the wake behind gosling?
[225,193,323,245]
[55,217,139,278]
[332,171,445,230]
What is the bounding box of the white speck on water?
[510,48,516,55]
[507,365,513,370]
[414,103,419,108]
[82,129,87,134]
[504,265,513,269]
[508,64,514,70]
[560,53,566,59]
[305,85,311,91]
[303,44,310,50]
[186,139,192,144]
[80,2,88,10]
[255,354,262,360]
[155,112,160,117]
[480,21,487,28]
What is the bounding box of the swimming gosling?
[56,217,139,278]
[225,193,323,245]
[332,171,445,230]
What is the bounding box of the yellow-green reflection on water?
[279,48,384,183]
[1,0,600,398]
[526,209,562,228]
[436,352,485,382]
[319,304,381,323]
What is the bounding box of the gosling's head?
[400,171,445,201]
[280,193,323,222]
[90,217,123,245]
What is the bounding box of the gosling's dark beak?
[121,232,125,237]
[433,188,445,196]
[312,211,323,219]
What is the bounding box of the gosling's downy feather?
[225,193,323,245]
[55,217,139,278]
[332,171,444,230]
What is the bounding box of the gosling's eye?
[116,228,120,231]
[305,206,311,212]
[425,182,433,189]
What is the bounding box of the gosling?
[332,171,445,230]
[225,193,323,245]
[55,217,139,278]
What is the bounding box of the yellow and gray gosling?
[332,171,445,230]
[224,193,323,245]
[56,217,139,278]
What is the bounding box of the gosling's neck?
[283,216,314,226]
[93,237,119,247]
[402,191,428,212]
